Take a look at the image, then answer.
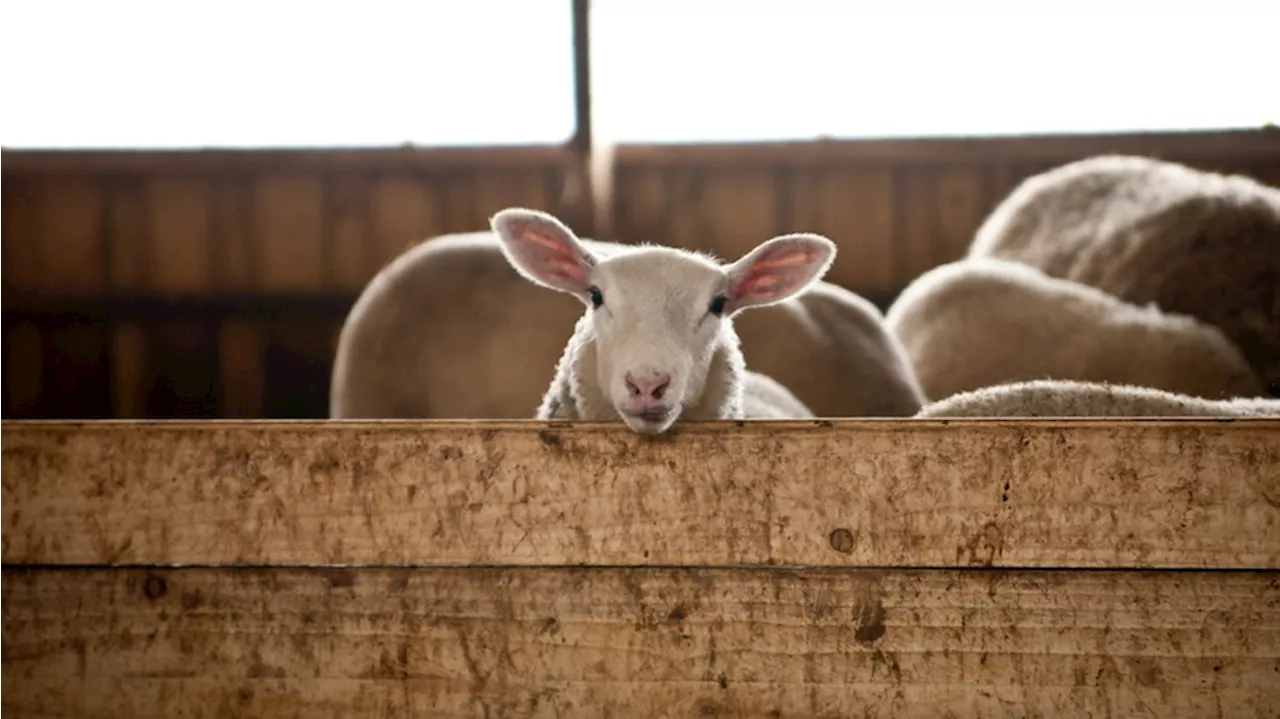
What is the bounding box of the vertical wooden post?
[562,0,605,238]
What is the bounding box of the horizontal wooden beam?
[5,129,1276,176]
[0,292,359,322]
[0,145,572,175]
[3,419,1277,569]
[3,566,1276,717]
[613,128,1280,167]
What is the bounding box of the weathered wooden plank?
[1,175,44,296]
[1,145,571,174]
[610,128,1280,166]
[474,170,550,218]
[147,178,215,294]
[789,169,895,293]
[2,566,1276,718]
[369,173,440,271]
[326,173,374,291]
[105,178,149,293]
[39,178,107,294]
[611,165,668,244]
[896,166,992,285]
[252,176,326,292]
[2,420,1277,569]
[701,169,777,260]
[209,179,255,292]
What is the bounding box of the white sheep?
[916,379,1280,418]
[967,154,1280,395]
[489,207,836,434]
[329,230,925,420]
[884,257,1264,402]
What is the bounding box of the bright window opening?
[3,0,576,148]
[592,0,1279,142]
[4,0,1276,149]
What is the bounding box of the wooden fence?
[3,418,1278,716]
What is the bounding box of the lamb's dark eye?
[589,286,604,308]
[709,295,727,316]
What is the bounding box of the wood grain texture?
[474,170,551,219]
[3,566,1276,718]
[611,166,667,243]
[106,178,149,293]
[40,178,107,294]
[612,128,1280,166]
[896,166,994,284]
[369,173,440,272]
[210,180,254,292]
[788,169,895,292]
[701,169,777,260]
[326,173,374,291]
[147,178,214,294]
[2,420,1277,568]
[1,176,44,295]
[0,145,572,173]
[252,176,326,292]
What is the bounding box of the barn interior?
[2,1,1278,716]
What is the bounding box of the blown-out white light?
[3,0,1275,148]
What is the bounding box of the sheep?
[967,154,1280,395]
[330,231,926,421]
[488,207,836,434]
[915,379,1280,418]
[742,370,814,419]
[884,257,1264,402]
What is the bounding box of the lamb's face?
[586,249,732,434]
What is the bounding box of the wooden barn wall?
[4,130,1280,420]
[610,130,1280,301]
[1,149,575,420]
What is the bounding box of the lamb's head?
[491,207,836,434]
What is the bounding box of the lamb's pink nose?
[625,372,672,403]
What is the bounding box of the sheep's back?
[917,379,1280,418]
[968,154,1280,394]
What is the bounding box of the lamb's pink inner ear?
[507,218,591,289]
[733,270,784,302]
[546,256,589,286]
[732,244,826,303]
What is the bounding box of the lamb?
[329,230,925,421]
[884,257,1264,402]
[489,207,836,434]
[967,154,1280,395]
[915,379,1280,418]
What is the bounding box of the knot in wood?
[828,528,856,554]
[143,575,168,600]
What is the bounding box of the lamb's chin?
[618,407,681,436]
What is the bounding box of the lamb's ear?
[723,233,836,313]
[490,207,598,295]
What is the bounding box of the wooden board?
[788,169,895,293]
[3,566,1276,718]
[3,420,1277,569]
[148,178,215,294]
